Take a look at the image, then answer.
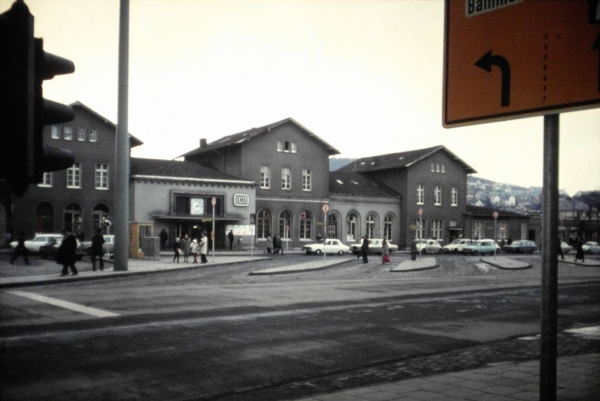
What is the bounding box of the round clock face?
[190,198,204,215]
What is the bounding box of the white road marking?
[7,291,119,318]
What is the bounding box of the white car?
[303,239,349,255]
[582,241,599,254]
[444,238,474,254]
[10,233,64,253]
[480,239,502,252]
[350,238,399,255]
[560,241,573,254]
[412,239,443,254]
[81,234,116,255]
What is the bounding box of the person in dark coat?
[557,237,564,261]
[91,228,106,271]
[10,232,29,265]
[228,229,234,250]
[574,237,585,263]
[173,237,181,263]
[159,229,168,250]
[58,229,78,276]
[361,235,369,264]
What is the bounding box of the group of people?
[355,235,393,265]
[264,233,284,255]
[173,232,208,264]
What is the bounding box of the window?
[451,187,458,206]
[441,163,446,173]
[95,163,109,189]
[327,214,337,238]
[347,214,357,241]
[384,215,393,241]
[436,163,440,172]
[277,141,283,152]
[260,166,270,189]
[89,129,97,142]
[417,185,424,204]
[64,126,73,140]
[434,186,442,205]
[257,210,272,239]
[472,221,484,239]
[431,163,435,172]
[51,125,59,139]
[431,220,443,239]
[302,169,311,191]
[291,142,297,153]
[366,214,376,239]
[278,210,292,239]
[281,167,291,190]
[497,222,508,240]
[277,141,297,153]
[77,128,86,141]
[38,172,53,187]
[299,211,312,240]
[414,219,425,239]
[67,162,81,188]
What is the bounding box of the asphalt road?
[1,253,599,400]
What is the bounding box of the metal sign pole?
[323,211,327,263]
[211,197,216,263]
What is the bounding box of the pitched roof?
[130,158,254,184]
[329,172,400,198]
[180,117,340,158]
[70,101,144,148]
[335,145,477,174]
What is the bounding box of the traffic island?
[480,256,531,270]
[389,257,439,272]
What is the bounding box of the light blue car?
[463,240,497,255]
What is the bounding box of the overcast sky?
[4,0,599,196]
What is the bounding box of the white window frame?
[451,187,458,206]
[431,220,443,240]
[434,186,442,206]
[497,222,508,240]
[414,219,425,240]
[38,172,53,187]
[89,129,97,142]
[366,214,375,239]
[302,169,311,191]
[417,185,424,204]
[299,211,312,240]
[277,141,283,152]
[260,166,270,189]
[51,125,60,139]
[95,163,109,190]
[77,128,86,141]
[347,214,357,242]
[384,214,393,241]
[64,126,73,140]
[67,162,81,189]
[291,142,297,153]
[472,221,485,239]
[281,167,291,190]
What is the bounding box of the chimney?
[200,138,207,148]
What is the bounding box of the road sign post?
[211,197,216,262]
[493,211,499,257]
[322,204,329,262]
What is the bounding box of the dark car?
[39,237,85,261]
[503,240,537,254]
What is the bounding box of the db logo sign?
[233,194,249,207]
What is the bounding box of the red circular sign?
[418,208,423,216]
[211,197,216,206]
[493,211,499,219]
[322,204,329,213]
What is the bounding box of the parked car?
[480,239,502,252]
[10,233,63,253]
[583,242,600,254]
[81,234,115,255]
[303,239,349,255]
[411,239,443,254]
[503,240,538,254]
[560,241,573,254]
[350,238,399,255]
[444,238,473,254]
[582,241,599,254]
[462,239,497,255]
[39,237,85,261]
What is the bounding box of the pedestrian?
[57,229,78,276]
[200,232,208,264]
[228,229,234,250]
[190,239,199,263]
[265,233,273,254]
[10,232,29,265]
[160,229,168,250]
[381,239,391,264]
[181,233,190,263]
[574,237,585,263]
[361,235,369,264]
[557,237,564,260]
[173,237,181,263]
[410,241,418,261]
[275,234,284,255]
[316,232,323,242]
[91,228,105,271]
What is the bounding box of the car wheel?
[305,250,311,255]
[315,249,322,255]
[473,250,479,255]
[453,249,459,254]
[437,248,444,254]
[337,250,344,255]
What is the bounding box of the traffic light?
[0,0,75,196]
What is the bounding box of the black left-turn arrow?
[475,50,511,107]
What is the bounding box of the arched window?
[366,214,376,238]
[35,202,54,233]
[279,210,292,239]
[257,209,272,239]
[64,203,82,233]
[299,210,312,240]
[346,213,358,242]
[384,214,393,241]
[327,213,337,238]
[92,204,110,234]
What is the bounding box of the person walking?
[91,228,105,271]
[361,235,369,264]
[190,239,199,263]
[181,233,191,263]
[10,232,29,265]
[557,237,564,261]
[58,229,78,276]
[410,241,418,261]
[381,239,391,265]
[574,237,585,263]
[228,229,234,250]
[265,234,273,254]
[173,237,181,263]
[199,232,208,264]
[159,229,168,250]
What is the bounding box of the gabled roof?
[131,158,254,185]
[180,117,340,158]
[335,145,477,174]
[329,172,400,198]
[70,101,144,148]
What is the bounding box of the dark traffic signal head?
[0,0,75,196]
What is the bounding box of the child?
[190,239,199,264]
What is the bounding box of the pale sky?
[4,0,599,196]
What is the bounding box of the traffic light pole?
[113,0,130,271]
